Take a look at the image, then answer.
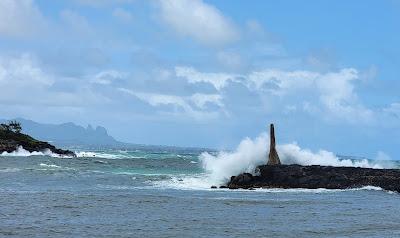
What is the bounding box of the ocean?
[1,146,400,237]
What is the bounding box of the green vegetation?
[0,120,39,147]
[0,120,22,133]
[0,120,75,156]
[0,122,41,147]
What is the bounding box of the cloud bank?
[157,0,239,46]
[0,0,46,37]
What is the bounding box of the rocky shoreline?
[226,164,400,192]
[216,124,400,193]
[0,127,75,157]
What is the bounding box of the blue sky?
[0,0,399,159]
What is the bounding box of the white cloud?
[315,69,374,123]
[0,0,45,37]
[157,0,239,46]
[247,68,373,123]
[118,88,224,120]
[0,54,53,87]
[0,54,113,107]
[112,8,133,22]
[175,66,238,91]
[247,69,319,94]
[91,70,127,85]
[134,92,190,110]
[190,93,223,109]
[176,66,376,124]
[317,69,358,106]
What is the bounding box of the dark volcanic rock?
[0,129,75,157]
[227,164,400,192]
[229,173,254,188]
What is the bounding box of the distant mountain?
[0,118,120,146]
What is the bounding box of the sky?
[0,0,399,159]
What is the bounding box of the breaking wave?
[199,133,394,186]
[75,151,133,159]
[0,146,67,158]
[0,147,115,159]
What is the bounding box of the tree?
[0,123,10,131]
[0,121,22,133]
[8,120,22,133]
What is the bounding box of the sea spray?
[200,133,268,186]
[0,146,66,158]
[278,143,387,169]
[0,147,124,159]
[199,133,393,186]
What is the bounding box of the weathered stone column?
[267,123,281,165]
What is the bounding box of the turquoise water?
[1,148,400,237]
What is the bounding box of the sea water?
[1,147,400,237]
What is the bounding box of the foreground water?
[1,148,400,237]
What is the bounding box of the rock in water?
[227,164,400,192]
[226,123,400,193]
[229,173,254,186]
[0,128,75,157]
[267,124,281,165]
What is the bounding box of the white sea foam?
[212,186,386,194]
[76,151,120,159]
[0,146,66,158]
[199,133,394,186]
[152,174,214,190]
[75,151,97,157]
[243,186,386,193]
[75,151,137,159]
[153,175,390,193]
[39,163,61,168]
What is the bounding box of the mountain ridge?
[0,118,120,147]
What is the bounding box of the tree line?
[0,120,22,133]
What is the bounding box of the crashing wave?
[199,133,395,186]
[0,146,69,158]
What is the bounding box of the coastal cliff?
[224,124,400,192]
[0,122,75,157]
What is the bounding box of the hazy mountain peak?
[0,118,120,146]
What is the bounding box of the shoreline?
[0,127,75,157]
[225,164,400,193]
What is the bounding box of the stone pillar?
[267,123,281,165]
